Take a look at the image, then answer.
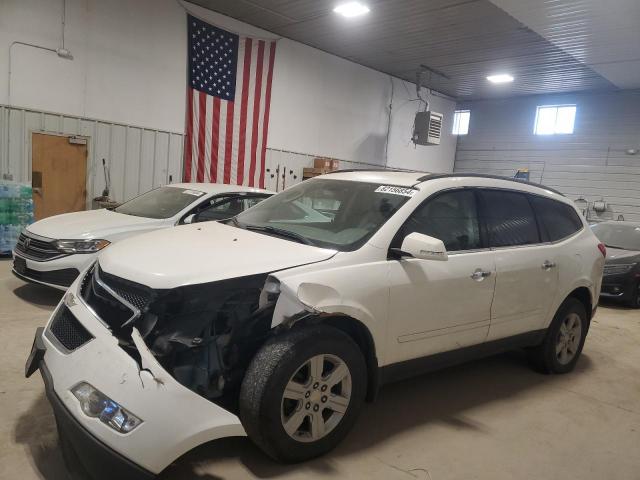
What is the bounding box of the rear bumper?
[26,279,246,474]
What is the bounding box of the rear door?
[479,189,559,341]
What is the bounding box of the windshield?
[234,179,413,250]
[115,186,206,219]
[592,223,640,251]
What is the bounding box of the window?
[530,196,583,242]
[534,104,576,135]
[452,110,470,135]
[195,196,246,222]
[399,190,481,251]
[480,190,539,247]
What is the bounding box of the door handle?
[470,269,492,281]
[542,260,557,270]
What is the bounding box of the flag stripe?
[184,87,195,182]
[210,97,221,182]
[236,38,253,185]
[224,100,234,184]
[259,42,277,189]
[196,91,207,182]
[248,41,265,187]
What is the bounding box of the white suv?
[26,171,605,478]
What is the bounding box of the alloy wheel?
[280,354,352,443]
[555,313,582,365]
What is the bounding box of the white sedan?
[12,183,272,290]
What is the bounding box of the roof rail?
[415,173,565,197]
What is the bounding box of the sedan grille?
[15,233,64,261]
[48,305,93,352]
[603,264,634,276]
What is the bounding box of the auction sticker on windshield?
[375,185,417,197]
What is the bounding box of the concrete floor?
[1,258,639,480]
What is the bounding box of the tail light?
[597,243,606,258]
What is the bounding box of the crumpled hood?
[605,247,640,264]
[27,209,161,240]
[98,221,338,289]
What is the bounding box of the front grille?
[100,268,152,311]
[15,233,64,261]
[48,305,93,351]
[80,265,152,335]
[603,264,633,276]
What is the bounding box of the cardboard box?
[314,158,332,169]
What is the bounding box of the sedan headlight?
[55,239,110,254]
[603,263,636,276]
[71,382,142,433]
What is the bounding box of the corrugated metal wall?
[454,90,640,222]
[0,105,184,205]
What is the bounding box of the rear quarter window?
[530,196,583,242]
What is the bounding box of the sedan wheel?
[281,354,352,443]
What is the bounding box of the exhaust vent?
[413,111,443,146]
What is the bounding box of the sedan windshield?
[115,186,206,219]
[592,223,640,251]
[234,179,413,250]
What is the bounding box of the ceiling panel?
[192,0,618,99]
[489,0,640,89]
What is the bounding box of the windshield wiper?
[243,224,315,246]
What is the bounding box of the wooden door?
[32,133,88,220]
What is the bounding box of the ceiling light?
[487,74,514,84]
[334,2,370,18]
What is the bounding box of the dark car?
[592,221,640,308]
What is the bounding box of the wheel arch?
[566,286,593,320]
[294,314,380,402]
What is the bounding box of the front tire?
[239,325,367,463]
[527,297,589,374]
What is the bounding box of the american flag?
[184,15,276,187]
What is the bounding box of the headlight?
[55,239,110,254]
[71,382,142,433]
[603,263,636,275]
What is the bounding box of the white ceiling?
[490,0,640,89]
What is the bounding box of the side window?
[196,197,245,222]
[244,196,267,209]
[401,190,481,251]
[480,190,540,247]
[530,195,583,241]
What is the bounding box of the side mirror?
[396,232,448,261]
[183,214,196,224]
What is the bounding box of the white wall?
[454,90,640,222]
[0,0,457,182]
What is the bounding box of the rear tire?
[527,297,589,374]
[239,325,367,463]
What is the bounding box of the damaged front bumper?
[25,284,247,477]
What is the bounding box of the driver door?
[387,189,496,364]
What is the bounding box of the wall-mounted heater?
[413,111,443,146]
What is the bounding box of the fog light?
[72,382,142,433]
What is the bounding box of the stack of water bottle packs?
[0,182,34,255]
